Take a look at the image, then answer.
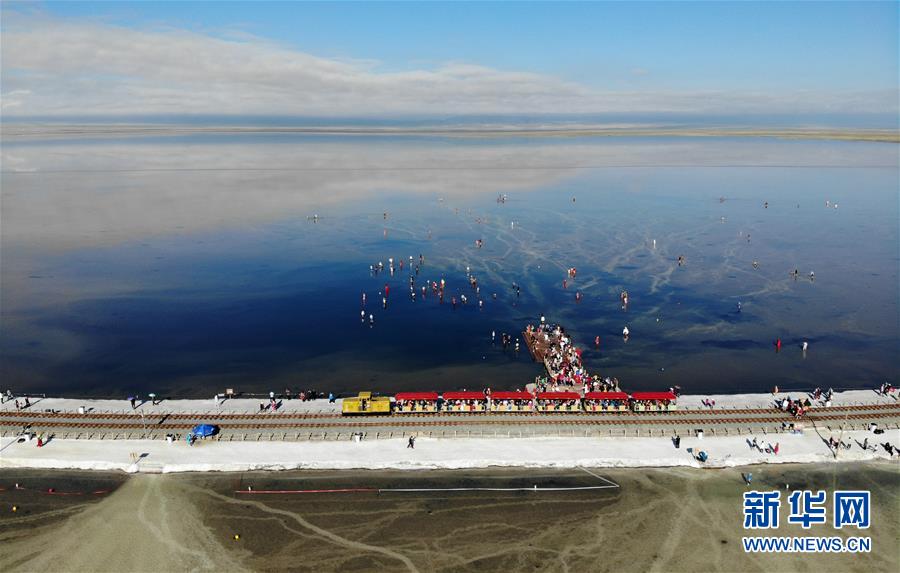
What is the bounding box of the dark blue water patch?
[700,339,766,350]
[24,275,540,395]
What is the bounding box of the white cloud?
[1,13,897,117]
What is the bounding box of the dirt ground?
[0,463,897,573]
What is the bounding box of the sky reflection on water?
[1,135,897,397]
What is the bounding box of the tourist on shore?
[407,436,415,449]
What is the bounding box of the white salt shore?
[1,430,896,474]
[1,389,896,416]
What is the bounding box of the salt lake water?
[1,133,897,397]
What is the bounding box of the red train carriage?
[489,391,534,412]
[584,391,629,412]
[443,391,488,413]
[394,392,439,413]
[631,391,677,412]
[536,391,581,412]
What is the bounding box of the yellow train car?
[341,391,392,415]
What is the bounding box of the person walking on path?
[407,436,416,449]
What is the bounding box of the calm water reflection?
[1,135,897,396]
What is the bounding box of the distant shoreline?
[3,124,898,143]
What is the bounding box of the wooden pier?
[523,327,566,380]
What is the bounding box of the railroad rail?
[3,402,898,440]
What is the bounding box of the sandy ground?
[1,463,897,573]
[0,473,248,573]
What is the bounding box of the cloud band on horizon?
[1,12,897,118]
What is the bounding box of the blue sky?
[2,1,897,120]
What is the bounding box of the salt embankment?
[1,430,896,474]
[1,389,896,416]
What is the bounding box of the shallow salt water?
[1,134,897,397]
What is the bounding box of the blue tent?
[190,424,218,438]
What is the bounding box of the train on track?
[342,390,677,415]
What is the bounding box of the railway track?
[3,403,898,436]
[0,416,896,432]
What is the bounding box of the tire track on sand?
[196,487,421,573]
[1,476,248,573]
